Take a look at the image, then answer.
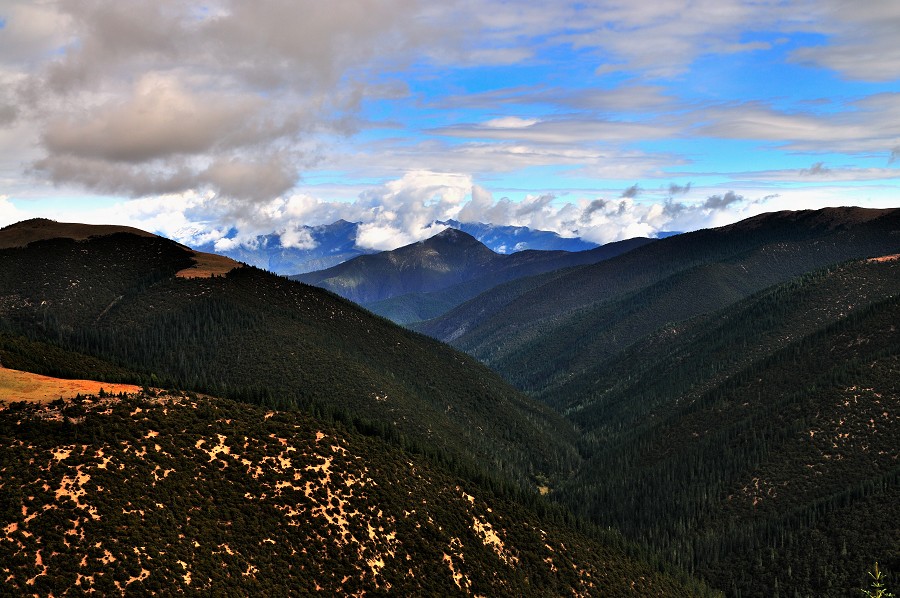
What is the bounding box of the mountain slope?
[0,389,713,597]
[293,228,652,320]
[421,207,900,392]
[365,236,654,325]
[0,219,580,489]
[412,208,900,596]
[292,228,501,304]
[556,275,900,597]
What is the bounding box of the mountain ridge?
[192,219,603,275]
[419,207,900,391]
[0,221,581,490]
[293,229,654,323]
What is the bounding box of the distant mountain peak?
[428,227,482,246]
[435,220,599,254]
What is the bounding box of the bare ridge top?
[0,218,158,249]
[0,218,241,279]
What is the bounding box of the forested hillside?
[1,212,897,597]
[0,389,713,596]
[0,220,580,490]
[554,258,900,596]
[413,207,900,597]
[421,208,900,385]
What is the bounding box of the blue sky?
[1,0,899,250]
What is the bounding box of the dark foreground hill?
[0,219,579,489]
[555,257,900,597]
[0,391,712,596]
[293,228,652,324]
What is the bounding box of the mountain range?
[193,219,603,276]
[415,206,900,596]
[0,209,898,596]
[292,228,653,324]
[0,219,577,486]
[192,219,374,275]
[0,218,715,596]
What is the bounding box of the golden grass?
[0,366,141,404]
[867,253,900,263]
[175,251,242,279]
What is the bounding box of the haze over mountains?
[293,228,653,324]
[0,208,898,597]
[193,219,606,276]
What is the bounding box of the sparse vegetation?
[0,392,715,596]
[861,562,894,598]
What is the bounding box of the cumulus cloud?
[0,2,72,67]
[2,0,898,243]
[0,103,17,128]
[86,168,797,254]
[278,227,318,250]
[351,171,470,249]
[4,0,428,206]
[0,195,27,227]
[42,74,271,163]
[788,1,900,81]
[202,156,297,202]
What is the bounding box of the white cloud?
[788,1,900,81]
[697,96,900,157]
[1,0,898,238]
[279,227,318,250]
[0,195,28,227]
[3,0,429,206]
[482,117,541,129]
[432,117,678,145]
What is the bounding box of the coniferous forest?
[0,210,898,596]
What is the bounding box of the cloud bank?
[77,171,769,251]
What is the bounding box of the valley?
[0,209,897,596]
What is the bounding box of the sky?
[1,0,899,251]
